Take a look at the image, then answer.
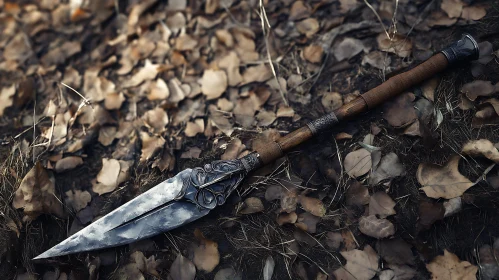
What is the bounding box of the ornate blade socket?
[441,34,480,64]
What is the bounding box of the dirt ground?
[1,0,499,279]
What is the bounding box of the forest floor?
[1,0,499,279]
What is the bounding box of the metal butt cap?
[441,34,480,64]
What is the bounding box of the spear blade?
[34,155,261,259]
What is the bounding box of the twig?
[258,0,288,106]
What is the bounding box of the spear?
[34,34,479,259]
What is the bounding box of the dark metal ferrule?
[240,152,263,172]
[440,34,479,65]
[307,112,339,135]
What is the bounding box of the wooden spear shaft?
[247,34,479,167]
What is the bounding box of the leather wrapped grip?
[359,53,448,110]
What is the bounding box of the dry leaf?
[242,64,273,85]
[417,155,474,199]
[362,51,391,70]
[185,119,204,137]
[377,33,412,58]
[123,60,159,88]
[326,232,343,250]
[168,78,186,103]
[376,238,414,265]
[421,77,439,102]
[168,254,196,280]
[369,153,406,185]
[461,6,486,20]
[303,44,323,63]
[140,132,166,162]
[256,110,276,126]
[334,37,365,61]
[214,268,242,280]
[462,139,499,163]
[143,107,169,133]
[148,78,170,100]
[296,18,320,37]
[359,215,395,239]
[441,0,464,18]
[105,92,125,110]
[193,229,220,273]
[369,192,396,218]
[209,105,234,136]
[322,92,343,112]
[65,189,91,212]
[218,51,242,86]
[277,106,294,118]
[0,84,16,116]
[333,245,379,280]
[461,80,498,101]
[344,148,372,178]
[55,156,83,173]
[444,197,462,217]
[345,181,370,206]
[427,250,478,280]
[93,158,121,195]
[201,69,228,100]
[263,256,275,280]
[221,138,245,160]
[175,34,198,51]
[295,212,321,233]
[98,126,117,146]
[238,197,264,215]
[379,265,416,280]
[13,162,65,222]
[289,1,311,21]
[383,92,417,127]
[277,212,298,226]
[298,195,326,217]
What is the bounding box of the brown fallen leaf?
[461,80,498,101]
[147,78,170,100]
[377,33,412,58]
[376,238,414,265]
[461,6,487,20]
[334,37,366,61]
[175,34,198,51]
[277,106,294,118]
[298,195,326,217]
[359,215,395,239]
[295,18,320,37]
[193,229,220,273]
[98,126,117,146]
[321,92,343,112]
[295,212,321,233]
[104,92,125,110]
[441,0,464,18]
[140,132,166,162]
[478,242,499,280]
[370,152,406,186]
[326,232,343,250]
[65,189,91,212]
[289,1,311,21]
[218,51,242,86]
[201,69,228,100]
[209,105,234,136]
[41,41,81,66]
[417,155,474,199]
[345,181,370,207]
[214,267,242,280]
[362,51,391,70]
[462,139,499,163]
[369,192,396,218]
[238,197,264,215]
[13,162,65,222]
[303,44,323,63]
[419,200,445,230]
[92,158,121,195]
[333,245,379,280]
[344,148,372,178]
[256,110,276,127]
[185,119,205,137]
[379,265,416,280]
[0,84,16,117]
[122,60,159,88]
[383,92,417,127]
[221,138,245,160]
[427,250,478,280]
[55,156,83,173]
[241,64,273,85]
[277,212,298,226]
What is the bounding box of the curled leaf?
[417,156,474,199]
[462,139,499,163]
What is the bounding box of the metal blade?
[34,154,261,259]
